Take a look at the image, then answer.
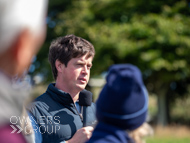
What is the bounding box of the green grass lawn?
[147,137,190,143]
[146,125,190,143]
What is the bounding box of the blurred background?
[28,0,190,142]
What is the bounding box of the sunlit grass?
[147,138,190,143]
[146,125,190,143]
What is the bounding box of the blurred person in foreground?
[0,0,48,142]
[27,35,96,143]
[87,64,153,143]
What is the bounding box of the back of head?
[48,34,95,80]
[0,0,48,53]
[96,64,148,130]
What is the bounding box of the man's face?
[61,54,93,93]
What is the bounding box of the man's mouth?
[78,78,87,83]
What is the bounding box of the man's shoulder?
[33,83,54,102]
[34,92,48,101]
[26,93,50,112]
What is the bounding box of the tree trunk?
[157,93,167,126]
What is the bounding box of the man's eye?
[87,65,92,69]
[77,63,82,65]
[77,64,84,67]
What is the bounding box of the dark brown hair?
[48,34,95,80]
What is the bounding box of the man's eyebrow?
[76,61,85,64]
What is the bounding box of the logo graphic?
[10,116,60,134]
[10,125,23,133]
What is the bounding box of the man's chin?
[76,84,86,91]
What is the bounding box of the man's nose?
[82,65,88,74]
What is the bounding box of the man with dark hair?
[48,35,95,81]
[27,35,96,143]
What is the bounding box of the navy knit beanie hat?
[96,64,148,130]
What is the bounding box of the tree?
[34,0,190,126]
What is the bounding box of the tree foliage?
[33,0,190,125]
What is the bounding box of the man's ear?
[9,29,31,75]
[0,29,32,76]
[11,29,39,76]
[55,60,64,73]
[0,28,45,77]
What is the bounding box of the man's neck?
[55,81,80,103]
